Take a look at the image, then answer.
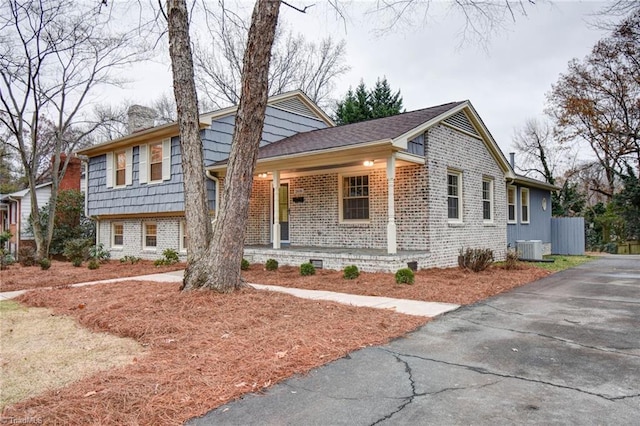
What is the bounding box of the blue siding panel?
[551,217,585,255]
[87,105,327,217]
[506,186,552,247]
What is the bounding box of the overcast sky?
[110,0,613,156]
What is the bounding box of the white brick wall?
[98,216,185,260]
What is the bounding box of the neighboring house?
[78,90,557,272]
[0,155,84,255]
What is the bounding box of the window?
[507,186,517,223]
[341,175,369,221]
[139,139,171,184]
[179,220,188,252]
[520,188,530,224]
[447,171,462,221]
[149,142,163,182]
[143,222,157,249]
[106,147,132,188]
[112,223,124,247]
[115,151,126,186]
[482,178,493,222]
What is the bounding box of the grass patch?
[535,255,594,272]
[0,300,24,313]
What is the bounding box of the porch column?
[387,153,397,254]
[272,170,281,249]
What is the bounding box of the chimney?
[127,105,157,134]
[509,152,516,169]
[56,154,82,191]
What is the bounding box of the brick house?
[78,91,556,271]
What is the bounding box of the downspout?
[205,170,220,220]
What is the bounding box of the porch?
[243,245,432,273]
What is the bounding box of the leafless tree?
[193,13,348,109]
[512,118,576,184]
[0,0,147,259]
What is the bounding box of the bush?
[265,258,278,271]
[300,262,316,276]
[63,238,92,265]
[72,259,82,267]
[120,255,141,264]
[89,243,111,263]
[39,258,51,270]
[395,268,415,285]
[241,258,250,271]
[504,249,519,270]
[18,247,37,267]
[343,265,360,280]
[87,259,100,270]
[154,248,180,266]
[458,247,494,272]
[0,231,12,270]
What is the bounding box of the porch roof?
[207,101,464,173]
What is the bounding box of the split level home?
[77,91,557,272]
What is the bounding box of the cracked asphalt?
[188,255,640,425]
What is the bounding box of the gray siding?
[507,185,552,247]
[88,105,327,217]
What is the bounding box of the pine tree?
[369,77,403,119]
[334,77,403,125]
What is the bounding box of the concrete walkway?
[0,270,459,318]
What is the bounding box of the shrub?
[39,258,51,270]
[504,249,519,270]
[18,247,37,267]
[72,259,82,267]
[120,255,141,264]
[63,238,92,265]
[343,265,360,280]
[87,259,100,270]
[395,268,415,285]
[458,247,494,272]
[0,231,12,270]
[154,248,180,266]
[241,258,250,271]
[300,262,316,276]
[265,258,278,271]
[89,243,111,263]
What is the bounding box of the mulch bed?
[4,281,426,425]
[242,264,552,305]
[0,260,185,292]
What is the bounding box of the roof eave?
[511,175,561,191]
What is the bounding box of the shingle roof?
[256,101,465,159]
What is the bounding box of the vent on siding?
[271,97,316,118]
[516,240,543,260]
[443,111,479,136]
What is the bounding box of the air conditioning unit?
[516,240,543,260]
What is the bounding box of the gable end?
[271,97,317,119]
[443,111,480,137]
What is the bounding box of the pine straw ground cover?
[3,281,426,425]
[242,264,552,305]
[0,260,185,292]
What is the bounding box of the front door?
[273,182,289,242]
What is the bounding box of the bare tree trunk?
[166,0,213,290]
[201,0,281,292]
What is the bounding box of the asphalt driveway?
[189,255,640,425]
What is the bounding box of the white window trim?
[482,177,494,223]
[143,221,158,250]
[447,170,463,223]
[338,172,371,224]
[106,147,133,188]
[507,185,517,224]
[112,222,124,249]
[520,187,530,224]
[140,139,172,185]
[179,220,187,253]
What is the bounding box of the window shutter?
[139,144,148,184]
[125,147,133,186]
[106,152,114,188]
[162,138,171,181]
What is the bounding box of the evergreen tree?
[334,77,404,125]
[369,77,403,119]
